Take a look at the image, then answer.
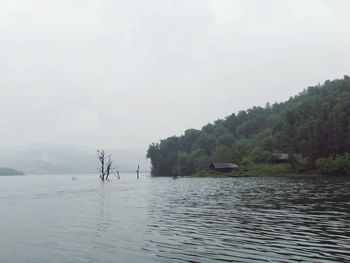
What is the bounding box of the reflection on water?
[0,174,349,262]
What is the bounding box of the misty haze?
[1,1,350,262]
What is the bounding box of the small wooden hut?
[271,153,290,163]
[209,163,239,173]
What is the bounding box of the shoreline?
[189,164,323,178]
[190,171,321,178]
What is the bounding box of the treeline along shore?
[147,76,350,177]
[0,167,24,176]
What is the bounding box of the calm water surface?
[0,174,349,262]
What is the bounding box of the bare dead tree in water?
[97,150,117,181]
[105,154,113,180]
[97,150,106,180]
[112,167,120,179]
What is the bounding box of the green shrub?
[315,153,350,175]
[291,154,309,173]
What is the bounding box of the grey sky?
[0,0,349,149]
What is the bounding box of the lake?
[0,174,349,262]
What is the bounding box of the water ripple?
[0,174,350,262]
[144,176,350,262]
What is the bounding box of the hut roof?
[272,153,290,160]
[211,163,239,169]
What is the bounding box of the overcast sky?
[0,0,349,150]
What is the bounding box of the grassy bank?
[191,163,319,178]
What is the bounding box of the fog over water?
[1,0,350,150]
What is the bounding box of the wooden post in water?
[136,165,140,179]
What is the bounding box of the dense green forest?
[147,76,350,177]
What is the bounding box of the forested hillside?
[147,76,350,176]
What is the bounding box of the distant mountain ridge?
[0,144,150,175]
